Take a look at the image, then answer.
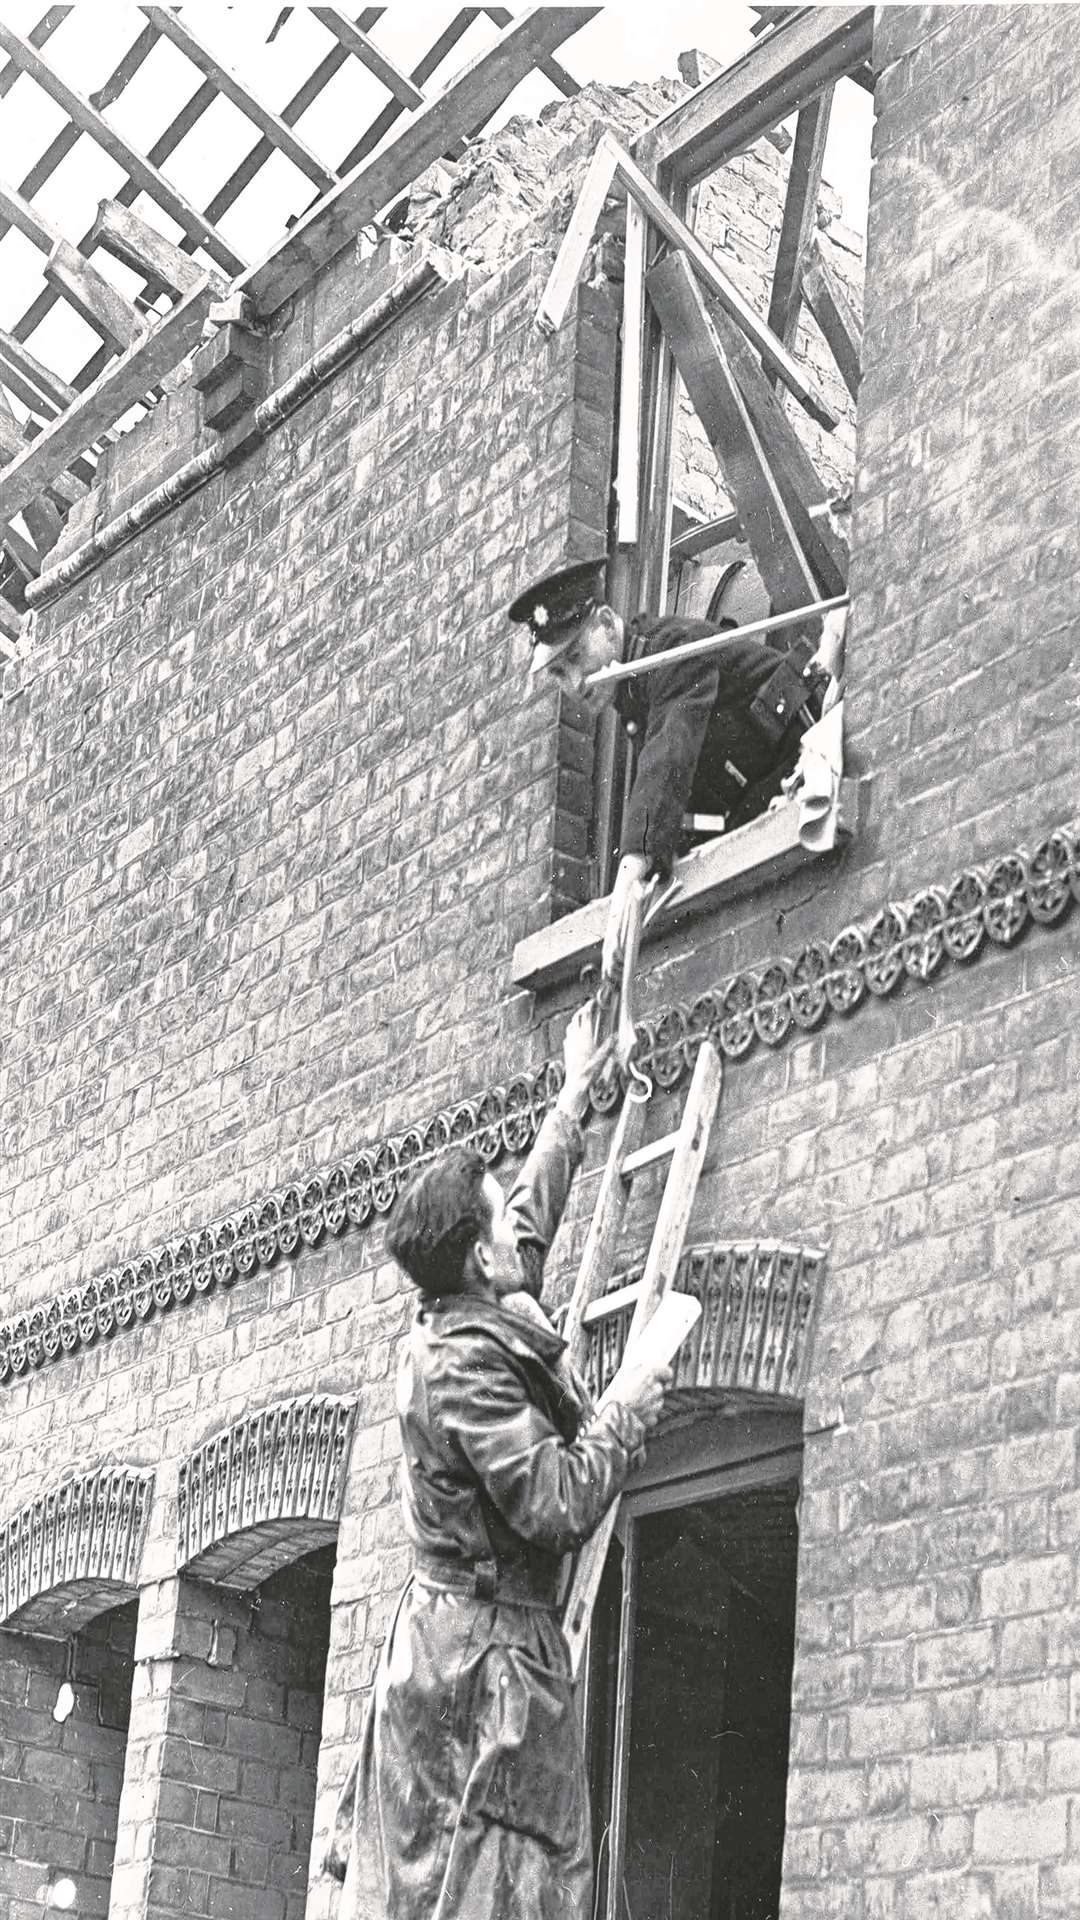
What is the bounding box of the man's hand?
[610,1359,672,1432]
[601,853,650,980]
[557,1002,616,1123]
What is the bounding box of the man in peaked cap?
[509,552,826,967]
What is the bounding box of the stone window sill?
[511,779,867,992]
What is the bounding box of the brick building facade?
[1,10,1078,1919]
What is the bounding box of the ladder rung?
[621,1130,680,1177]
[581,1279,642,1326]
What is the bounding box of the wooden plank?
[766,88,833,350]
[615,195,646,546]
[0,23,158,255]
[535,137,618,335]
[2,523,41,578]
[749,3,875,90]
[646,250,820,610]
[46,239,145,352]
[635,6,873,183]
[0,594,22,649]
[0,5,67,101]
[710,305,848,595]
[802,242,862,400]
[563,1090,648,1370]
[0,389,62,554]
[0,20,245,275]
[336,9,474,175]
[512,775,863,990]
[620,1131,679,1179]
[670,509,742,558]
[0,175,62,253]
[0,275,214,527]
[0,329,77,417]
[89,199,216,299]
[212,10,384,219]
[236,7,599,317]
[606,138,838,430]
[311,8,425,108]
[0,413,83,510]
[483,6,581,96]
[142,8,337,192]
[5,64,214,353]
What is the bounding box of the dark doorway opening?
[589,1475,798,1920]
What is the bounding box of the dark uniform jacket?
[333,1109,646,1920]
[617,613,814,880]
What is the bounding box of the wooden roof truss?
[0,4,589,639]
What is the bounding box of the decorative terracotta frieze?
[0,824,1075,1388]
[0,1465,153,1630]
[177,1395,356,1589]
[585,1241,826,1405]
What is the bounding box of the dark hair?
[386,1146,493,1295]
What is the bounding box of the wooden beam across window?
[802,241,862,399]
[709,305,848,595]
[765,87,833,351]
[0,275,214,528]
[646,249,819,612]
[545,137,834,430]
[142,8,338,193]
[634,6,873,184]
[237,6,598,317]
[310,8,425,108]
[0,19,246,275]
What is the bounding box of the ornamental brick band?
[0,822,1075,1388]
[585,1240,826,1408]
[177,1394,357,1589]
[0,1465,153,1632]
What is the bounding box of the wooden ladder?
[559,1038,723,1679]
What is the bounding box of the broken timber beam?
[89,199,222,302]
[802,242,862,400]
[0,20,246,275]
[709,306,848,595]
[0,274,215,528]
[236,7,598,318]
[535,137,618,333]
[635,7,873,183]
[646,250,819,612]
[311,9,425,109]
[766,88,833,351]
[538,135,837,429]
[141,8,338,194]
[46,239,145,352]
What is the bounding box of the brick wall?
[0,1601,135,1919]
[110,1554,331,1920]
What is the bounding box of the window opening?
[588,1462,800,1920]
